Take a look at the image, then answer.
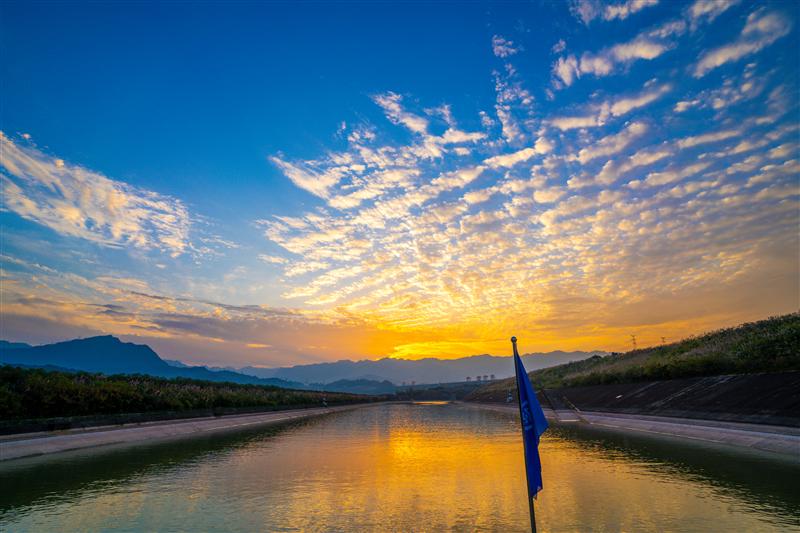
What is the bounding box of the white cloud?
[0,133,190,256]
[554,22,685,87]
[550,114,598,130]
[533,186,567,203]
[258,254,288,265]
[570,0,601,25]
[694,10,792,77]
[484,147,538,169]
[609,83,671,116]
[677,129,740,149]
[576,122,648,164]
[534,136,554,154]
[463,188,496,205]
[688,0,740,27]
[553,55,580,87]
[373,92,429,134]
[570,146,672,188]
[269,156,346,199]
[604,0,659,21]
[636,161,712,187]
[493,65,534,142]
[492,35,519,58]
[551,83,670,130]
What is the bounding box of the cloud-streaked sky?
[1,1,798,367]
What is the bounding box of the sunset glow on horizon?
[1,1,798,367]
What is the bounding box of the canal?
[1,403,798,531]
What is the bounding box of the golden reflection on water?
[1,403,798,532]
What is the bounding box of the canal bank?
[0,403,375,462]
[463,401,800,459]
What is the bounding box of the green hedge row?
[0,366,368,420]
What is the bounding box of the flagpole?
[512,336,537,533]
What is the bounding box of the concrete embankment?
[464,402,800,459]
[0,404,369,462]
[546,372,800,427]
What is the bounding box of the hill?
[467,313,800,401]
[0,336,306,389]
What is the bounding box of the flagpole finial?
[511,336,519,357]
[511,336,517,344]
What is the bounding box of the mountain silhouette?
[237,351,605,385]
[0,336,304,389]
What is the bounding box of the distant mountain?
[0,336,305,389]
[1,335,170,375]
[0,340,32,350]
[164,359,190,368]
[0,336,605,395]
[237,351,606,385]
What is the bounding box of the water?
[1,403,798,532]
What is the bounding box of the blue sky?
[1,0,798,366]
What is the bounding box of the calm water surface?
[1,403,798,532]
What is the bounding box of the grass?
[0,366,372,420]
[468,312,800,398]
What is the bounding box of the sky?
[1,0,798,367]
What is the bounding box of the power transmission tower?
[630,335,637,350]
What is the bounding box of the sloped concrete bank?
[0,404,371,462]
[463,402,800,459]
[546,372,800,427]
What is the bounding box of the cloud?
[493,65,534,142]
[0,133,191,256]
[675,64,765,113]
[688,0,740,27]
[258,254,288,265]
[604,0,659,21]
[676,128,740,149]
[553,55,580,87]
[533,186,567,203]
[570,0,601,25]
[575,121,648,164]
[551,83,670,130]
[492,35,519,58]
[553,21,685,87]
[373,92,430,134]
[270,94,485,206]
[694,10,792,77]
[569,146,672,188]
[483,140,551,169]
[269,156,346,199]
[571,0,659,24]
[630,161,712,188]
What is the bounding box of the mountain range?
[0,336,605,394]
[0,337,305,389]
[233,350,605,385]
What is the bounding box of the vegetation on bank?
[468,313,800,399]
[0,366,371,420]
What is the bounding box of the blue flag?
[514,351,549,499]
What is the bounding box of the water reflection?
[1,403,797,532]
